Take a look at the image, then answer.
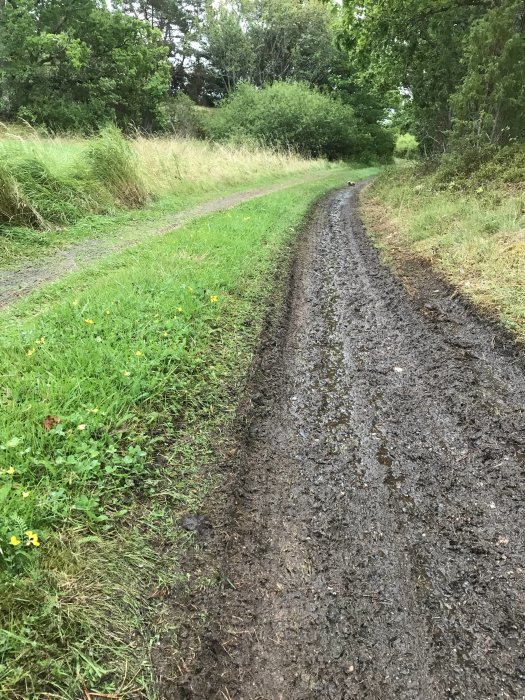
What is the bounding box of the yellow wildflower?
[35,337,45,345]
[77,424,86,431]
[135,350,143,357]
[105,310,111,315]
[210,295,218,303]
[22,491,30,498]
[89,407,99,414]
[9,536,21,547]
[84,319,94,325]
[162,331,169,338]
[177,307,183,313]
[26,348,36,357]
[122,370,131,376]
[25,531,40,547]
[6,466,15,475]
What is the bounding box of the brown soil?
[0,171,334,308]
[159,183,525,699]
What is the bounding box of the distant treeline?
[0,0,394,161]
[1,1,522,164]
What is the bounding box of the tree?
[202,0,347,98]
[0,0,171,130]
[340,0,491,153]
[450,0,525,149]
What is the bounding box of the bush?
[395,133,419,160]
[164,94,204,138]
[208,81,362,160]
[86,126,148,207]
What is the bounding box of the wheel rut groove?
[165,184,525,700]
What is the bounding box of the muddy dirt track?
[165,184,525,700]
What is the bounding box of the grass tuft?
[86,126,148,208]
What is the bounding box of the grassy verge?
[0,166,378,699]
[362,165,525,341]
[0,126,337,266]
[0,166,341,269]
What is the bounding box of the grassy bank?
[0,166,378,699]
[0,125,335,265]
[362,165,525,341]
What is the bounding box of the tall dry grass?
[0,125,331,229]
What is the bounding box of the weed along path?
[168,183,525,699]
[0,170,339,308]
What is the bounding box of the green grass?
[0,166,344,268]
[0,127,338,266]
[362,165,525,340]
[0,166,377,699]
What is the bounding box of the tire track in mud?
[164,184,525,700]
[0,170,336,309]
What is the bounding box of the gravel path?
[167,184,525,700]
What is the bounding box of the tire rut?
[164,184,525,700]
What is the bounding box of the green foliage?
[208,81,393,161]
[432,144,525,188]
[450,0,525,149]
[341,0,525,159]
[395,133,419,160]
[164,93,205,137]
[0,0,171,131]
[204,0,343,96]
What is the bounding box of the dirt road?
[165,184,524,699]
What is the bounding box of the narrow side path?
[0,170,338,309]
[168,184,525,699]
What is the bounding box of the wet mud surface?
[163,184,525,699]
[0,171,334,308]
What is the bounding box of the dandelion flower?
[135,351,143,357]
[6,466,15,475]
[22,491,30,498]
[105,310,111,315]
[35,337,45,345]
[9,536,21,547]
[84,319,94,325]
[122,370,131,376]
[177,307,183,313]
[77,424,86,431]
[210,295,218,303]
[26,348,36,357]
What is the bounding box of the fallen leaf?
[43,415,61,431]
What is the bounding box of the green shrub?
[86,126,149,207]
[208,81,362,160]
[395,133,419,160]
[164,94,205,138]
